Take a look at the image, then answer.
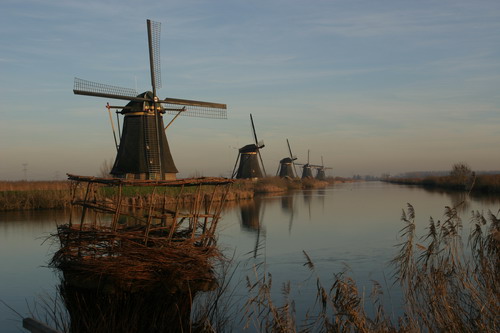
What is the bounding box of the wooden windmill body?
[314,156,332,181]
[232,114,266,179]
[296,150,314,179]
[74,20,227,180]
[277,139,297,178]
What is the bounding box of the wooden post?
[167,184,184,242]
[79,182,93,230]
[143,186,157,244]
[111,184,123,231]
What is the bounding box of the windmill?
[73,19,227,180]
[231,114,266,179]
[315,156,333,181]
[296,150,314,179]
[277,139,298,178]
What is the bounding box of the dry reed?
[240,204,499,332]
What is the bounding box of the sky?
[1,0,500,180]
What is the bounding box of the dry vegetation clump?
[254,177,297,193]
[301,178,328,189]
[49,226,223,333]
[51,225,222,292]
[233,177,302,194]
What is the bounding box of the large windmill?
[277,139,298,178]
[231,114,266,179]
[73,19,227,180]
[315,156,332,180]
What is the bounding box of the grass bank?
[0,177,333,211]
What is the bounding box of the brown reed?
[240,204,499,332]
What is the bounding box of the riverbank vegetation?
[0,177,334,211]
[387,162,500,194]
[0,181,71,211]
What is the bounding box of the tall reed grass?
[0,181,72,211]
[240,204,499,332]
[388,173,500,194]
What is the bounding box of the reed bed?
[0,180,69,191]
[388,173,500,194]
[0,189,72,211]
[0,181,72,210]
[240,204,499,332]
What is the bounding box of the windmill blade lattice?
[163,103,227,119]
[74,78,139,101]
[147,19,162,92]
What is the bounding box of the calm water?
[1,181,499,331]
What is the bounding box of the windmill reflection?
[281,195,295,234]
[303,190,313,221]
[239,198,265,258]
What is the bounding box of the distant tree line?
[352,174,380,181]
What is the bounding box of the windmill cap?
[239,143,260,153]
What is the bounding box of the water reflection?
[239,199,262,232]
[281,195,295,233]
[238,198,265,258]
[58,272,203,332]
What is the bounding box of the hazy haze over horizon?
[1,0,499,180]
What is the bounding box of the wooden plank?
[66,173,235,187]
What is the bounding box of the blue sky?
[1,0,500,180]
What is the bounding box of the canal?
[1,181,499,331]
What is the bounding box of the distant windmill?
[296,150,314,179]
[315,156,332,180]
[277,139,298,178]
[73,19,227,180]
[232,114,266,179]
